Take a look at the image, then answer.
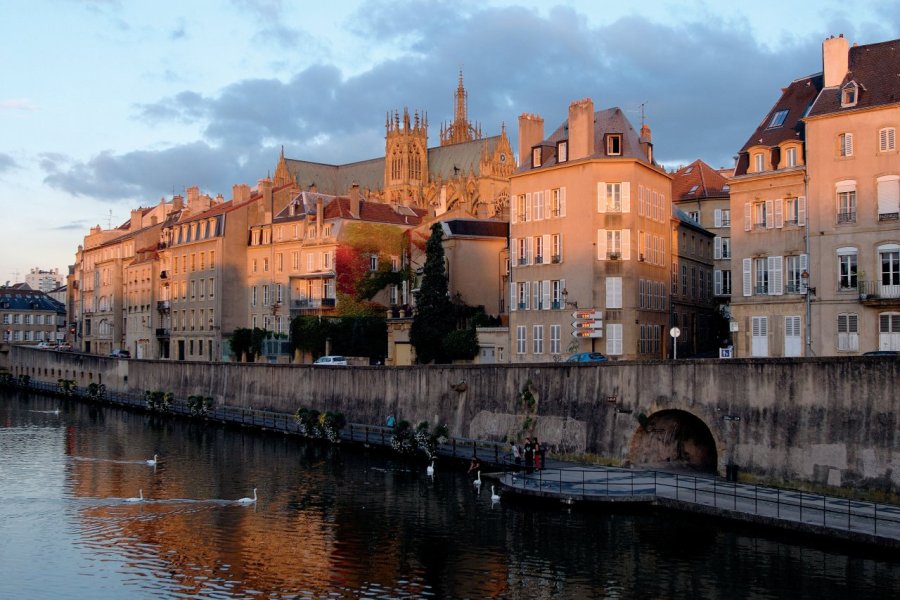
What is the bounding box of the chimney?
[316,196,324,237]
[350,182,361,218]
[172,194,184,211]
[823,34,850,87]
[187,185,200,207]
[640,123,654,162]
[258,178,273,207]
[518,113,544,167]
[130,208,143,231]
[232,184,251,203]
[567,98,595,161]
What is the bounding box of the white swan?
[237,488,258,504]
[125,489,144,503]
[474,470,482,488]
[426,461,434,476]
[491,485,500,503]
[146,454,158,466]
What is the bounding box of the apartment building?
[1,287,65,344]
[805,35,900,354]
[509,99,672,361]
[670,208,716,357]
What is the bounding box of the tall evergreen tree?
[410,223,455,363]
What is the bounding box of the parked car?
[862,350,898,356]
[313,355,348,366]
[56,342,72,351]
[565,352,609,363]
[109,349,130,358]
[36,341,57,349]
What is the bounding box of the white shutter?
[714,209,722,228]
[798,196,807,226]
[510,238,517,266]
[774,198,784,228]
[558,235,564,262]
[597,229,607,260]
[622,182,631,213]
[545,189,552,218]
[744,202,751,231]
[543,280,551,310]
[559,187,567,217]
[523,281,530,310]
[525,237,532,265]
[742,258,752,297]
[524,193,531,222]
[606,276,623,309]
[770,255,784,295]
[846,133,854,156]
[877,176,900,215]
[799,254,809,293]
[765,199,774,229]
[511,195,517,224]
[638,184,644,216]
[543,234,552,263]
[714,237,722,259]
[533,280,540,309]
[510,282,516,312]
[597,182,607,213]
[534,191,543,221]
[621,229,631,261]
[715,270,723,295]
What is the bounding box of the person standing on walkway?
[533,438,542,471]
[510,440,521,469]
[524,437,534,473]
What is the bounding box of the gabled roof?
[323,197,427,226]
[808,38,900,117]
[672,160,730,202]
[739,74,823,154]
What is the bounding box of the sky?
[1,0,898,285]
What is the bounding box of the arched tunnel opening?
[628,409,718,473]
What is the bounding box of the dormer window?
[607,134,622,156]
[768,109,788,128]
[841,82,858,108]
[531,146,542,168]
[754,152,765,173]
[557,140,568,163]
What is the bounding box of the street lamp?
[561,287,578,309]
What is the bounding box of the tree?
[410,223,455,363]
[230,327,271,362]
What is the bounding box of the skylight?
[688,185,699,194]
[768,109,789,128]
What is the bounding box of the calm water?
[1,390,899,599]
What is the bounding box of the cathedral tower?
[440,70,482,146]
[384,107,428,206]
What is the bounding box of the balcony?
[552,301,562,310]
[291,298,337,310]
[551,254,561,264]
[753,221,768,230]
[878,212,899,222]
[837,211,856,224]
[518,257,527,266]
[755,284,769,295]
[785,282,804,294]
[607,252,620,261]
[157,300,170,313]
[534,255,543,265]
[858,280,900,306]
[155,328,170,338]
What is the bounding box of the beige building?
[1,287,65,345]
[805,35,900,354]
[509,99,671,361]
[670,207,716,357]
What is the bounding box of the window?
[252,259,258,273]
[838,248,858,290]
[606,323,623,355]
[754,258,769,294]
[751,316,769,357]
[263,257,269,272]
[557,141,568,163]
[880,127,896,152]
[754,152,765,173]
[550,325,561,354]
[785,146,798,167]
[551,234,562,263]
[836,182,857,224]
[687,210,700,223]
[880,245,900,291]
[721,237,731,259]
[209,278,215,298]
[263,285,270,306]
[753,201,768,229]
[877,176,900,220]
[786,255,803,293]
[837,313,859,351]
[517,282,528,309]
[607,134,622,156]
[841,83,858,108]
[517,238,528,265]
[533,191,544,221]
[551,280,564,309]
[516,326,526,354]
[606,183,622,212]
[534,236,544,264]
[769,109,788,128]
[550,188,565,217]
[209,251,215,269]
[531,147,542,168]
[251,286,257,307]
[785,196,805,226]
[533,325,544,354]
[391,256,400,272]
[714,208,731,227]
[839,132,854,157]
[604,230,622,259]
[714,269,732,296]
[606,277,622,309]
[369,255,378,272]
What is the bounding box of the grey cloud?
[0,153,17,173]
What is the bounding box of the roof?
[442,219,508,238]
[519,107,654,172]
[739,74,823,155]
[672,160,731,202]
[808,38,900,117]
[673,206,712,236]
[323,197,427,226]
[0,288,66,313]
[285,136,503,195]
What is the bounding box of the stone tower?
[384,107,428,206]
[440,70,483,146]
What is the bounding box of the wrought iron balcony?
[157,300,170,313]
[858,280,900,304]
[837,211,856,224]
[155,328,170,338]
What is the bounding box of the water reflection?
[1,389,899,599]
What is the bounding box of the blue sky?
[1,0,898,284]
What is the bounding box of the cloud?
[1,99,37,111]
[42,3,879,202]
[0,153,17,173]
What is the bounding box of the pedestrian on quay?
[533,438,542,471]
[524,437,534,473]
[510,440,521,469]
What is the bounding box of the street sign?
[670,326,681,338]
[572,310,603,320]
[572,320,603,330]
[572,330,603,338]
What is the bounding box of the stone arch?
[628,409,718,473]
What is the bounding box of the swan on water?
[125,489,144,503]
[146,454,158,466]
[237,488,258,504]
[426,461,434,476]
[491,486,500,503]
[474,470,482,488]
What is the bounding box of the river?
[1,389,898,599]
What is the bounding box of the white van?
[313,355,348,366]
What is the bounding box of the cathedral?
[273,72,515,220]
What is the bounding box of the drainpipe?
[804,172,812,355]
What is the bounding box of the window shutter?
[545,189,552,218]
[511,195,517,224]
[877,176,900,215]
[533,280,540,309]
[597,182,607,213]
[510,238,517,266]
[638,185,644,216]
[714,237,722,259]
[534,191,543,221]
[597,229,607,260]
[622,182,631,213]
[621,229,631,261]
[523,281,530,310]
[558,235,564,262]
[714,270,722,295]
[799,254,809,293]
[510,282,516,312]
[559,187,567,217]
[770,255,784,295]
[798,196,807,226]
[775,198,784,228]
[543,234,552,262]
[543,280,551,310]
[524,193,532,222]
[524,237,531,265]
[765,199,775,229]
[714,209,722,228]
[742,258,752,296]
[744,202,751,231]
[846,133,854,156]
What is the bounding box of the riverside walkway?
[498,461,900,549]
